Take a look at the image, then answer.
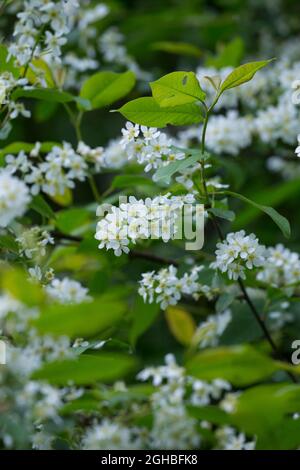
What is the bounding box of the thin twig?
[129,250,179,267]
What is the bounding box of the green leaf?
[111,175,155,190]
[165,306,196,346]
[154,152,200,182]
[150,71,206,107]
[209,207,235,222]
[230,384,300,449]
[32,353,137,385]
[130,296,160,346]
[23,58,55,87]
[0,45,19,77]
[215,292,236,313]
[118,97,203,128]
[206,37,244,69]
[219,59,273,94]
[1,267,45,307]
[80,71,135,109]
[232,178,300,229]
[49,188,73,207]
[11,87,78,104]
[29,195,55,220]
[188,405,232,425]
[151,41,202,58]
[225,190,291,238]
[0,232,19,252]
[31,297,126,339]
[0,141,58,163]
[55,207,91,235]
[186,345,283,386]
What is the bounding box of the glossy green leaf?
[11,87,76,103]
[186,345,283,386]
[130,296,160,346]
[151,41,202,58]
[206,37,244,69]
[32,297,126,338]
[118,97,203,128]
[1,267,45,307]
[150,71,206,107]
[32,353,137,385]
[154,152,200,182]
[55,207,92,235]
[29,195,55,220]
[80,71,135,109]
[230,384,300,449]
[219,59,273,93]
[225,190,291,238]
[111,175,155,189]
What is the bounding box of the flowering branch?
[200,98,298,382]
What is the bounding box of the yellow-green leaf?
[165,306,196,346]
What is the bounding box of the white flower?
[121,122,140,147]
[137,354,185,386]
[211,230,266,280]
[9,102,31,120]
[216,426,255,450]
[45,278,90,304]
[95,194,194,257]
[141,125,160,141]
[28,266,43,282]
[0,171,31,227]
[194,309,232,348]
[295,134,300,157]
[82,420,142,450]
[139,264,214,310]
[257,244,300,292]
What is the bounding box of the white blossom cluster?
[257,244,300,292]
[121,121,185,173]
[216,426,256,450]
[211,230,266,280]
[254,95,299,145]
[0,171,31,227]
[204,111,252,156]
[8,0,79,66]
[45,277,91,304]
[0,72,30,119]
[99,28,150,81]
[5,141,104,197]
[82,420,143,450]
[95,193,195,257]
[16,226,54,260]
[79,355,235,451]
[137,354,235,450]
[138,265,215,310]
[194,309,232,348]
[7,335,74,376]
[181,59,300,162]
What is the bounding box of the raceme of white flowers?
[5,141,104,197]
[211,230,266,280]
[120,121,185,173]
[80,354,251,451]
[8,0,79,66]
[45,278,91,304]
[138,265,215,310]
[257,244,300,293]
[194,309,232,349]
[95,193,195,256]
[0,171,31,227]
